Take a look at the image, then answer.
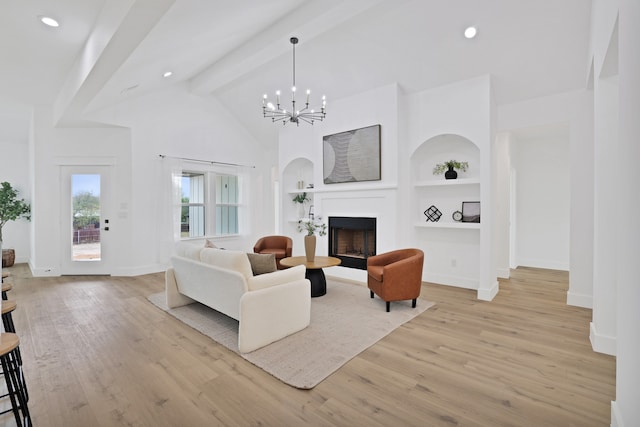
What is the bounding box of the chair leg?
[386,301,390,312]
[412,298,417,308]
[370,290,374,298]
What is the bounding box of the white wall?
[612,0,639,425]
[493,132,511,279]
[0,135,31,263]
[590,1,619,357]
[405,75,497,300]
[279,83,400,283]
[497,90,592,306]
[26,83,277,276]
[29,105,133,276]
[90,84,278,274]
[568,90,594,308]
[511,130,570,270]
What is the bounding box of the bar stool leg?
[0,349,30,426]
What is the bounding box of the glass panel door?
[71,174,101,261]
[61,165,112,275]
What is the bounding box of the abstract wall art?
[323,124,381,184]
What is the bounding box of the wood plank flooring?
[1,264,615,426]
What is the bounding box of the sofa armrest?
[238,278,311,353]
[165,267,196,308]
[246,264,306,291]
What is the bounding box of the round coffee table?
[279,256,341,297]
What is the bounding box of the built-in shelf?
[288,184,397,195]
[288,188,317,194]
[414,221,480,229]
[413,178,480,187]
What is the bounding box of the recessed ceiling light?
[464,26,477,39]
[163,71,173,78]
[39,16,59,27]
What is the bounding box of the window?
[216,175,238,235]
[181,172,206,237]
[180,171,239,238]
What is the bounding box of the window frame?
[180,169,240,240]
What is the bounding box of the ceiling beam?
[189,0,386,95]
[53,0,175,127]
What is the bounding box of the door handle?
[104,227,109,231]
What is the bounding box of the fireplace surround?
[328,216,376,270]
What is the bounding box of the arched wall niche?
[282,157,314,190]
[409,133,482,290]
[410,133,481,182]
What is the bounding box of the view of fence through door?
[72,174,101,261]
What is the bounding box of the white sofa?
[165,242,311,353]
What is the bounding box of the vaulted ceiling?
[0,0,592,143]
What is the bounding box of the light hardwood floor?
[1,264,615,426]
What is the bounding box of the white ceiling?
[0,0,592,143]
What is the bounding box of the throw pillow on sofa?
[246,253,277,276]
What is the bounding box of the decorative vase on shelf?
[304,235,316,262]
[297,203,305,219]
[444,165,458,180]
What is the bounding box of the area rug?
[147,280,434,389]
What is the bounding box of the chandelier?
[262,37,326,126]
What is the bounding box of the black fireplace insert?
[328,216,376,270]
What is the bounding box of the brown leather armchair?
[367,248,424,312]
[253,235,293,270]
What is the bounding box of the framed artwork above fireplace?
[323,124,381,184]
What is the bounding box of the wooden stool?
[2,300,17,333]
[0,333,31,426]
[1,300,27,402]
[1,283,11,300]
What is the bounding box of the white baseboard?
[517,257,569,271]
[424,273,478,290]
[477,280,499,301]
[28,261,59,277]
[611,401,623,427]
[566,290,593,308]
[589,322,616,356]
[112,263,166,277]
[496,267,510,279]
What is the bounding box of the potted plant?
[297,217,327,262]
[433,160,469,180]
[292,192,310,218]
[0,182,31,268]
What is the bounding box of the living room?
[0,1,638,425]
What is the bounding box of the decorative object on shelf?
[424,205,442,222]
[432,160,469,180]
[462,201,481,223]
[0,182,31,270]
[297,180,305,189]
[323,124,381,184]
[292,192,310,218]
[262,37,326,126]
[292,192,310,204]
[452,210,463,222]
[297,218,327,262]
